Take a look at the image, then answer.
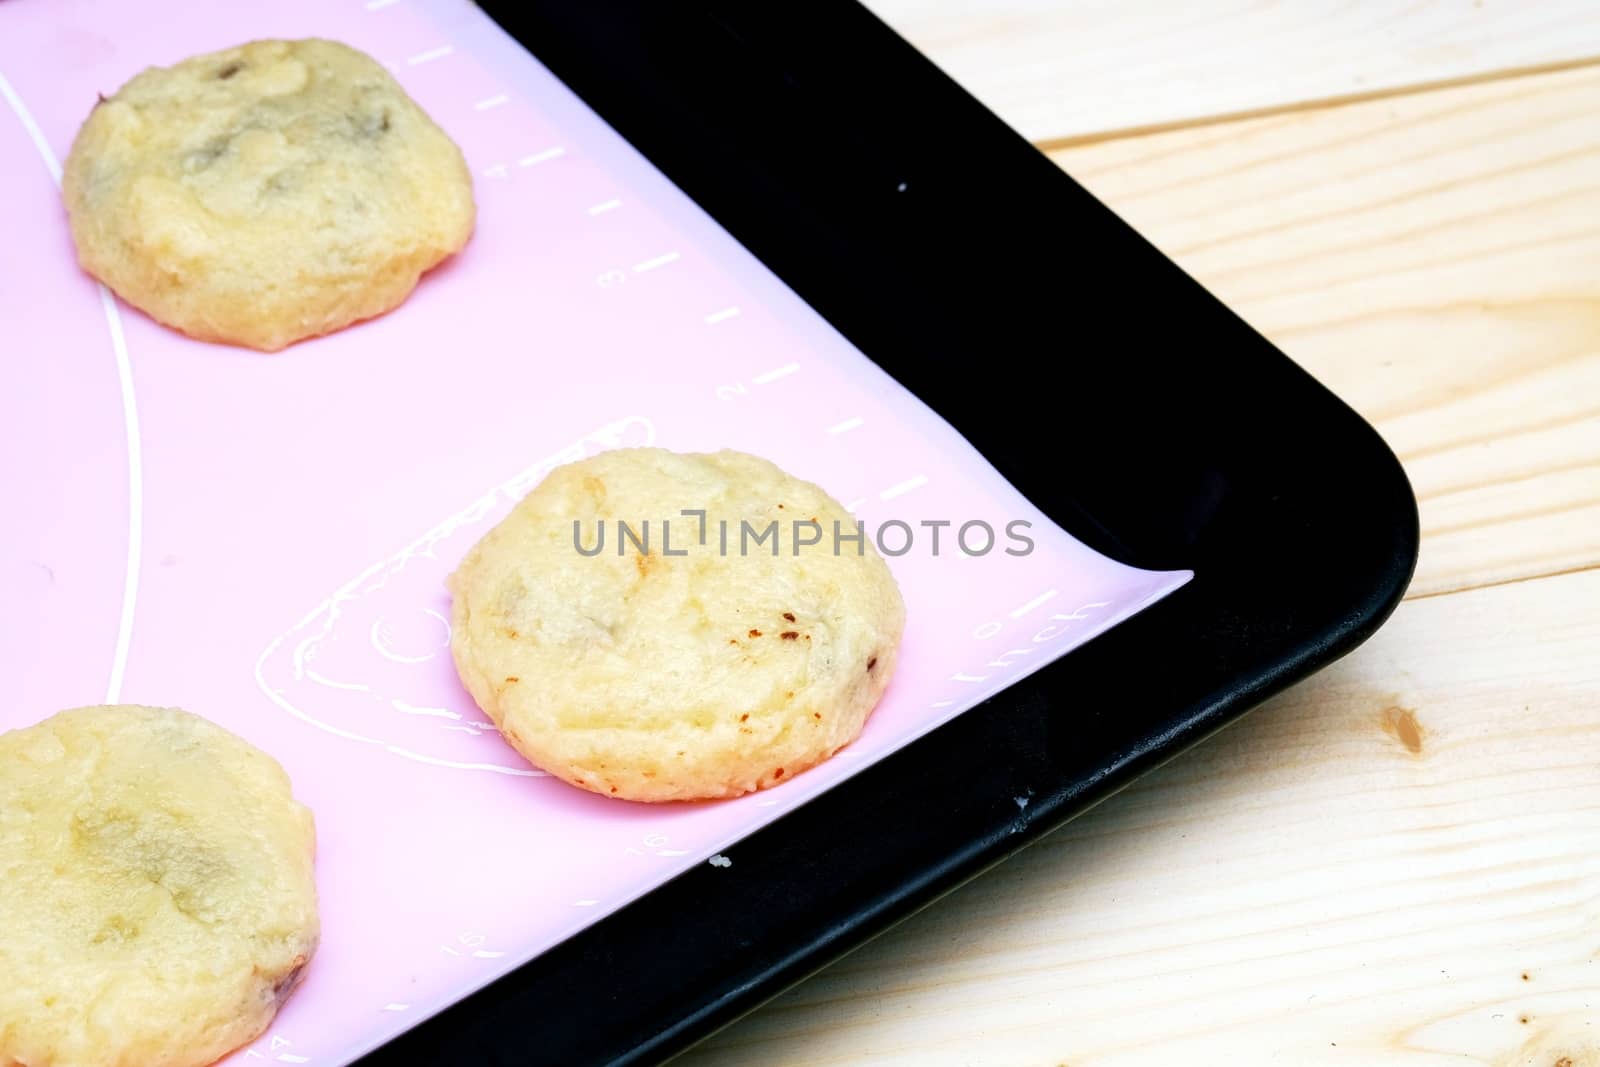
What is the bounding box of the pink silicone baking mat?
[0,0,1192,1061]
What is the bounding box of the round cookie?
[448,448,906,802]
[62,39,475,351]
[0,705,319,1067]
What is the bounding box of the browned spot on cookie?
[610,786,618,794]
[785,691,794,699]
[217,61,244,80]
[504,627,519,639]
[782,612,796,622]
[867,656,878,671]
[740,714,749,722]
[729,639,739,645]
[1520,1016,1530,1025]
[781,631,799,640]
[777,504,785,509]
[1522,971,1531,981]
[749,629,762,638]
[1380,706,1425,754]
[271,956,308,1004]
[582,475,606,499]
[813,712,822,720]
[773,767,785,779]
[1554,1057,1572,1067]
[504,676,519,684]
[635,551,658,577]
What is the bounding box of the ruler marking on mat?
[752,362,799,385]
[1009,589,1059,619]
[633,251,680,273]
[407,45,453,65]
[519,146,565,167]
[879,474,928,501]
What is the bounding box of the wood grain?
[686,564,1600,1066]
[862,0,1600,145]
[1050,65,1600,599]
[684,57,1600,1067]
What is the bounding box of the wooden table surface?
[683,4,1600,1064]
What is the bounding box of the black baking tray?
[356,2,1420,1063]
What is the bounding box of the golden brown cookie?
[0,705,319,1067]
[448,448,906,802]
[62,39,475,351]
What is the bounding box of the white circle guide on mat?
[0,67,144,706]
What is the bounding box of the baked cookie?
[448,448,906,802]
[0,705,319,1067]
[62,39,475,351]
